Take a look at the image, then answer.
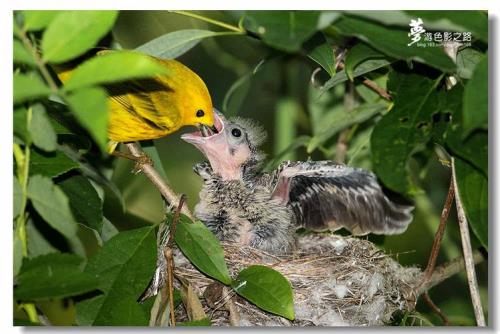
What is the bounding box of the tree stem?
[451,157,486,326]
[18,27,59,93]
[124,143,194,221]
[420,180,454,285]
[417,249,485,295]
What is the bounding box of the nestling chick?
[181,111,413,254]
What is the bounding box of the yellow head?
[158,59,214,130]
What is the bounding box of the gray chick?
[181,111,413,255]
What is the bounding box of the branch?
[451,157,486,326]
[124,143,194,221]
[420,180,454,285]
[416,249,485,296]
[422,292,450,325]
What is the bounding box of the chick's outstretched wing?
[271,161,413,235]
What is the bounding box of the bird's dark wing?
[271,161,413,235]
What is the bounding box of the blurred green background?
[99,11,487,325]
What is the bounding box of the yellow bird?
[55,51,215,153]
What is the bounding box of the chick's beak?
[181,109,225,145]
[198,124,218,137]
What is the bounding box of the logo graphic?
[407,18,472,48]
[408,18,425,46]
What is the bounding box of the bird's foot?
[193,162,213,180]
[112,151,154,174]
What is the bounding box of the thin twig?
[124,143,194,221]
[420,180,455,285]
[422,292,450,325]
[165,195,186,327]
[360,78,392,101]
[337,63,392,101]
[164,248,176,327]
[451,157,486,326]
[169,10,244,33]
[18,28,59,93]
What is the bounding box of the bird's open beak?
[181,109,225,144]
[198,124,219,137]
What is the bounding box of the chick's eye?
[231,128,242,138]
[196,109,205,117]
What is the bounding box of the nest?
[173,234,422,326]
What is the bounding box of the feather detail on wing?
[271,161,414,235]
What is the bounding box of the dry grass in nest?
[173,233,423,326]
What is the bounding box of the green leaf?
[344,43,386,81]
[404,10,488,43]
[454,158,488,249]
[27,175,78,240]
[456,48,483,80]
[30,148,79,178]
[65,87,109,152]
[322,59,392,91]
[63,51,168,91]
[14,177,23,219]
[76,226,157,325]
[14,107,29,143]
[13,232,23,277]
[244,11,320,52]
[58,174,103,233]
[22,10,60,31]
[223,59,265,117]
[101,218,119,242]
[223,73,252,117]
[334,15,456,72]
[341,10,414,27]
[308,103,386,153]
[26,218,59,257]
[174,215,231,285]
[136,29,239,59]
[444,88,487,177]
[345,10,487,42]
[15,253,99,301]
[317,11,341,29]
[178,318,212,326]
[28,104,57,152]
[463,55,488,137]
[13,73,51,104]
[232,265,294,320]
[308,43,335,77]
[371,71,443,194]
[42,10,118,63]
[13,39,35,66]
[308,82,387,153]
[13,15,21,38]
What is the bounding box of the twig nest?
[174,234,422,326]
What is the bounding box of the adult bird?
[55,50,216,153]
[181,112,414,254]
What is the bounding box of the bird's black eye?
[231,128,242,138]
[196,109,205,117]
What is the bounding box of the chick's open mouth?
[181,111,225,143]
